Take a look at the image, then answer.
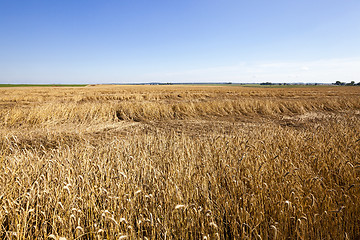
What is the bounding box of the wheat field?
[0,85,359,239]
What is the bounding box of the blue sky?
[1,0,360,84]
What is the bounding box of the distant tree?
[260,82,273,85]
[334,81,345,86]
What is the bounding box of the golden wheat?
[0,85,359,239]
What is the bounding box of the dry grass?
[0,85,360,239]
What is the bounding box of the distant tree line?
[259,81,360,86]
[333,81,360,86]
[259,82,314,85]
[260,82,289,85]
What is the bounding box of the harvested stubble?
[0,85,360,239]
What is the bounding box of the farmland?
[0,85,359,239]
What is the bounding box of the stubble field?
[0,85,359,239]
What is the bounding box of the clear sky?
[1,0,360,84]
